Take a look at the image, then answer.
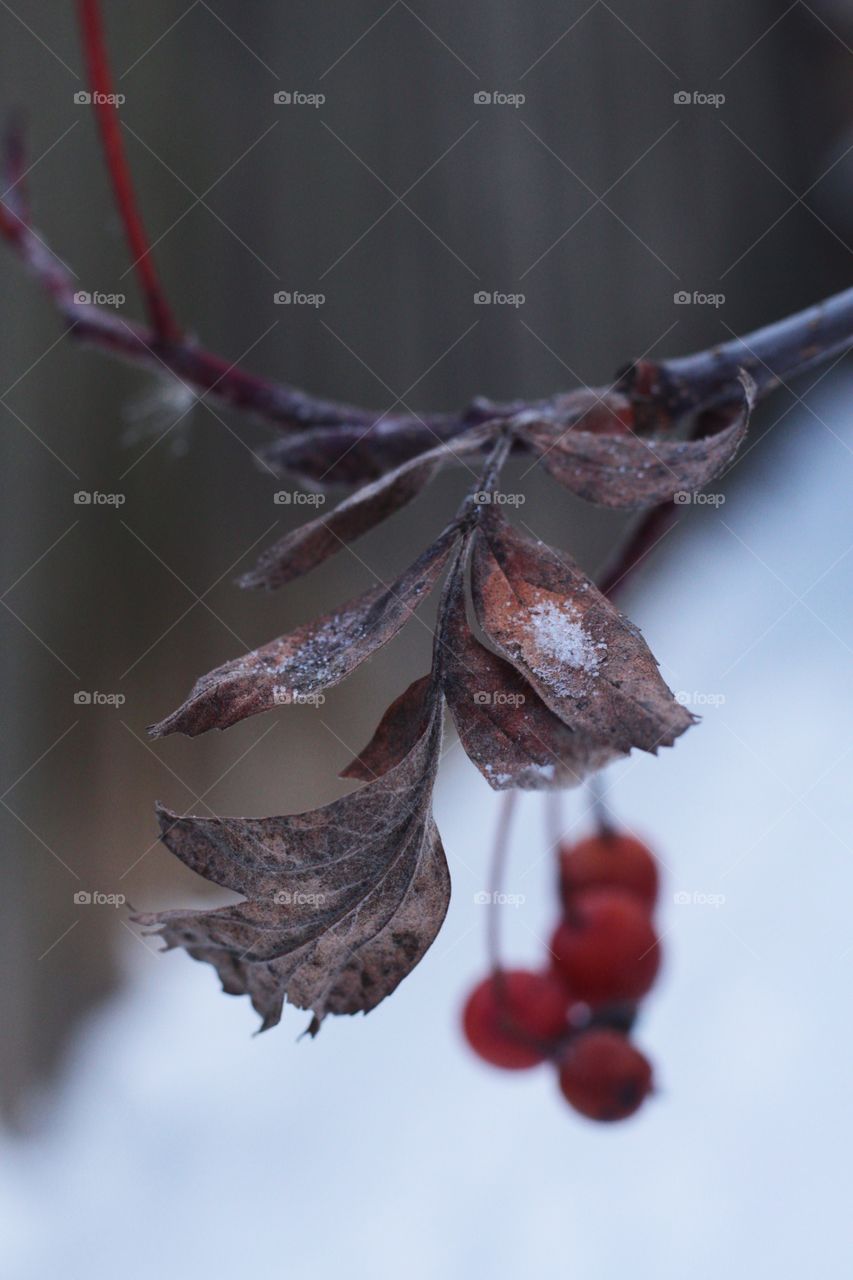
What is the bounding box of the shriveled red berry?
[550,888,661,1003]
[560,832,659,910]
[558,1029,653,1121]
[462,969,570,1070]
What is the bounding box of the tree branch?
[76,0,180,343]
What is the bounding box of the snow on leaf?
[470,508,694,755]
[135,691,449,1033]
[441,565,627,788]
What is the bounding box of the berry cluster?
[462,829,662,1122]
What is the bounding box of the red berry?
[550,888,661,1003]
[558,1029,653,1121]
[560,832,659,910]
[462,969,570,1070]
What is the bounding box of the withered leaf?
[150,526,459,738]
[135,700,449,1032]
[259,412,470,486]
[340,674,436,781]
[516,372,755,509]
[470,509,694,755]
[441,564,627,789]
[241,425,496,591]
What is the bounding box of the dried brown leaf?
[517,372,755,508]
[339,674,436,781]
[135,698,448,1032]
[150,527,459,738]
[241,425,496,591]
[441,565,627,788]
[470,509,694,755]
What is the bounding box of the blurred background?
[1,2,851,1276]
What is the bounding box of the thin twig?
[76,0,180,343]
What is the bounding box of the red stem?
[76,0,180,343]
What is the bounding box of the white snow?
[528,597,606,685]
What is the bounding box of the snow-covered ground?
[2,377,852,1280]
